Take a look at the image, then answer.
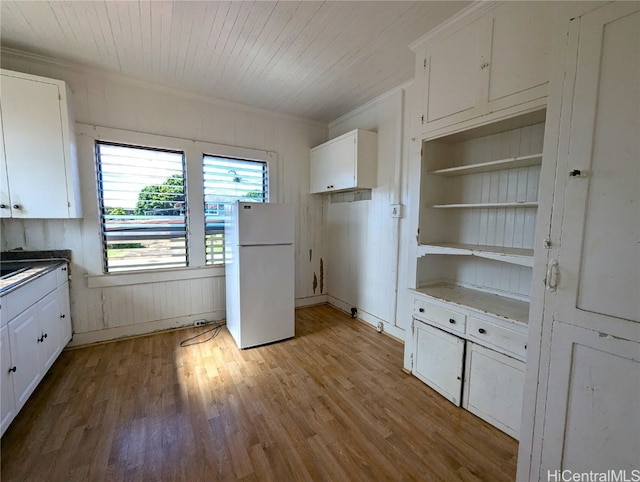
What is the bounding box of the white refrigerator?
[224,201,295,349]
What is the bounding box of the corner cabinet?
[310,129,377,194]
[0,69,82,219]
[412,1,553,138]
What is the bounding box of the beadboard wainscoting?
[324,85,414,341]
[0,50,327,345]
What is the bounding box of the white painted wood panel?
[0,1,467,122]
[463,342,525,439]
[413,320,465,406]
[326,89,406,338]
[0,324,17,435]
[0,53,326,345]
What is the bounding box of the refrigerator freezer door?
[237,244,294,348]
[237,202,294,246]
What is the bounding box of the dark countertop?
[0,250,71,296]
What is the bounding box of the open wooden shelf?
[432,201,538,209]
[413,282,530,325]
[417,243,534,267]
[429,153,542,176]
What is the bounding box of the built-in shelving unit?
[432,201,538,209]
[412,283,530,325]
[429,153,542,176]
[414,112,546,313]
[417,243,534,267]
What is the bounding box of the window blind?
[96,142,188,272]
[203,155,267,265]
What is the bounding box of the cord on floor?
[179,321,226,347]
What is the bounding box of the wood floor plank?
[1,304,518,481]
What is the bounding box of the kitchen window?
[96,142,188,272]
[203,155,267,265]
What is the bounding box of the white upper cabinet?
[310,129,377,194]
[413,2,553,138]
[0,69,81,219]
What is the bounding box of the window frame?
[95,141,189,273]
[77,124,279,285]
[202,154,269,265]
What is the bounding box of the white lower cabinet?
[0,325,17,434]
[463,342,525,439]
[413,320,465,406]
[0,264,72,436]
[411,295,527,439]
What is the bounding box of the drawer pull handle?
[525,344,527,350]
[418,308,424,313]
[8,366,16,373]
[478,328,486,334]
[449,318,456,324]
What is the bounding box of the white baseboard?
[68,310,225,347]
[295,294,328,307]
[327,295,405,342]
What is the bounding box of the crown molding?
[0,47,328,129]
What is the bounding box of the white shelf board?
[432,201,538,209]
[413,282,530,325]
[417,243,534,267]
[429,153,542,176]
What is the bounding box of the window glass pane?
[96,142,188,272]
[203,155,267,265]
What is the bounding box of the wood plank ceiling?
[0,1,468,122]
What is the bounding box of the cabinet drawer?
[467,317,527,360]
[1,270,57,325]
[55,264,68,286]
[413,299,466,335]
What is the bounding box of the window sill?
[86,265,225,289]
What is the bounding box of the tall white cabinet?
[406,1,553,441]
[0,69,81,219]
[519,2,640,479]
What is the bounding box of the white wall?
[324,83,415,341]
[0,50,327,345]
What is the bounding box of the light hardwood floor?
[1,304,517,481]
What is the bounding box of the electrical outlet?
[390,203,403,218]
[377,322,384,333]
[194,320,207,327]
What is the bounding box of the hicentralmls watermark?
[548,470,640,482]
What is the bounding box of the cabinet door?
[1,324,17,435]
[57,282,72,346]
[37,290,61,372]
[413,319,465,406]
[537,2,640,475]
[1,74,70,218]
[542,322,639,472]
[484,2,552,113]
[8,305,42,410]
[0,112,12,218]
[422,19,484,128]
[310,133,356,193]
[463,342,525,440]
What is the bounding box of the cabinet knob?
[60,314,66,319]
[43,333,48,339]
[62,267,67,272]
[8,366,16,373]
[418,308,424,313]
[0,204,7,209]
[37,336,42,343]
[12,204,20,210]
[449,318,456,324]
[480,62,490,70]
[478,328,486,334]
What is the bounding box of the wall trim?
[295,294,328,308]
[0,47,327,129]
[328,79,413,130]
[68,310,225,347]
[327,295,405,342]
